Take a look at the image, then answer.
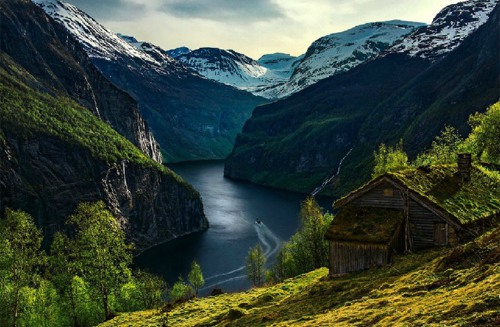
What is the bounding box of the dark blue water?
[135,160,332,295]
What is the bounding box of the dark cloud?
[159,0,285,23]
[65,0,147,21]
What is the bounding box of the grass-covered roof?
[335,164,500,226]
[325,207,403,244]
[388,165,500,225]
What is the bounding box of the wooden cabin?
[325,154,500,276]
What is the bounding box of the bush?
[372,141,409,177]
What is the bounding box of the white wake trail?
[204,266,245,282]
[201,221,282,292]
[255,223,272,255]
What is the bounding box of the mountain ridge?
[33,0,266,162]
[225,0,500,196]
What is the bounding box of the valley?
[0,0,499,326]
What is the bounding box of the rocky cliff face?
[0,131,206,250]
[0,0,207,249]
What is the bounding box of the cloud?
[159,0,285,23]
[64,0,147,21]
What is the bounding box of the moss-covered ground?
[100,227,499,327]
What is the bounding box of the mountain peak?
[387,0,498,60]
[175,47,293,96]
[262,20,423,98]
[166,47,191,58]
[32,0,184,74]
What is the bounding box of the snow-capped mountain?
[31,0,191,76]
[175,48,302,98]
[388,0,498,60]
[257,53,304,79]
[32,0,265,162]
[166,47,192,58]
[264,20,424,99]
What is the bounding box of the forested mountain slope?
[225,1,499,196]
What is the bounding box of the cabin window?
[433,223,447,246]
[383,188,394,197]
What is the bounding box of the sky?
[64,0,462,59]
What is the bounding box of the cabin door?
[433,223,447,246]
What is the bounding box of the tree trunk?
[103,293,111,321]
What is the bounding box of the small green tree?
[187,261,204,297]
[0,209,45,327]
[414,126,464,166]
[372,141,409,177]
[114,280,142,312]
[246,243,266,287]
[49,232,103,326]
[299,197,331,270]
[465,102,500,163]
[18,280,66,327]
[270,198,334,280]
[170,276,192,302]
[134,270,167,309]
[70,275,102,327]
[266,244,291,284]
[67,201,133,321]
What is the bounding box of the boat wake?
[200,221,281,292]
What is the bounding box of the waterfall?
[310,147,353,196]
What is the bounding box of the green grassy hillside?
[0,66,190,190]
[101,227,499,327]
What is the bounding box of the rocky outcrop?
[0,131,206,250]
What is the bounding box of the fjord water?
[135,161,331,295]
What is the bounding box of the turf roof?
[388,165,500,225]
[325,207,403,244]
[334,164,500,226]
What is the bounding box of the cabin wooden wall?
[329,241,389,275]
[350,182,451,250]
[408,200,446,249]
[351,182,406,209]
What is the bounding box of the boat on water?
[255,218,262,225]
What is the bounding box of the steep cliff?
[1,0,160,162]
[33,0,266,162]
[0,0,208,249]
